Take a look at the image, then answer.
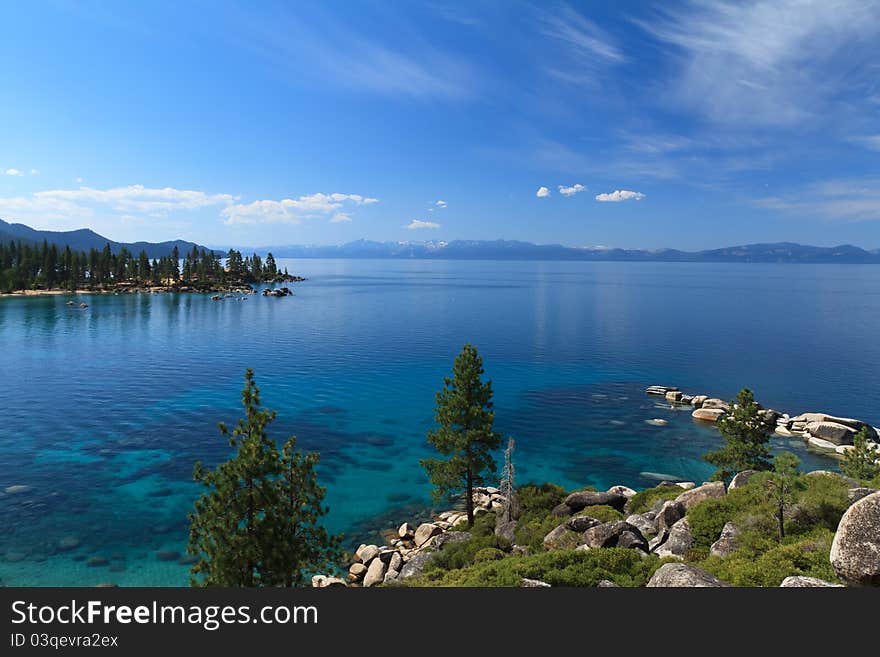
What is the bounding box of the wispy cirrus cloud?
[595,190,644,202]
[222,193,378,225]
[635,0,880,127]
[537,3,625,88]
[754,178,880,222]
[231,5,476,101]
[407,219,440,230]
[850,135,880,152]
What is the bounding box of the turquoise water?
[1,259,878,586]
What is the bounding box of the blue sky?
[1,0,879,250]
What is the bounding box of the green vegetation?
[187,369,340,586]
[624,484,682,514]
[417,545,665,587]
[0,239,294,293]
[704,388,775,481]
[685,470,848,584]
[841,427,880,481]
[420,343,502,526]
[401,464,853,587]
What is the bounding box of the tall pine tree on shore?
[187,369,340,587]
[420,344,501,526]
[704,387,775,481]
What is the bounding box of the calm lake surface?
[1,259,879,586]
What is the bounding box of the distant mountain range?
[3,218,879,263]
[0,218,208,258]
[260,239,880,263]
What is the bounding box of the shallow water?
[1,259,877,585]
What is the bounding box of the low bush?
[579,504,623,523]
[417,548,665,587]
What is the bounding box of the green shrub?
[513,513,567,552]
[579,505,624,523]
[698,528,838,586]
[625,485,682,514]
[473,547,505,562]
[516,482,568,515]
[416,548,665,587]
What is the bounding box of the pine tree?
[704,388,775,481]
[420,343,502,526]
[765,452,804,541]
[841,427,880,481]
[187,369,340,587]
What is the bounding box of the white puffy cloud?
[558,183,586,196]
[0,184,237,226]
[435,200,447,208]
[536,186,551,198]
[595,190,645,202]
[4,168,23,176]
[407,219,440,230]
[221,192,378,225]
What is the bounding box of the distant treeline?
[0,240,290,293]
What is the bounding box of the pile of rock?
[313,487,507,588]
[645,385,730,423]
[539,481,731,561]
[776,412,879,454]
[262,287,292,297]
[646,384,880,461]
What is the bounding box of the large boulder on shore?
[654,517,693,559]
[654,500,685,532]
[566,515,603,533]
[692,408,725,422]
[779,576,843,588]
[398,552,434,580]
[830,491,880,586]
[563,490,627,512]
[675,481,726,510]
[701,398,730,411]
[647,563,731,588]
[710,522,740,557]
[806,421,858,446]
[581,521,647,551]
[543,524,580,551]
[414,523,442,548]
[791,413,877,439]
[363,558,388,587]
[729,470,757,490]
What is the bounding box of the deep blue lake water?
[1,259,879,586]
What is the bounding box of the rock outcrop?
[830,491,880,586]
[647,563,730,587]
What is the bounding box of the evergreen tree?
[420,343,501,526]
[187,369,340,587]
[841,427,880,481]
[265,252,277,277]
[704,388,775,481]
[765,452,804,541]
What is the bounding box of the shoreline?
[0,277,307,299]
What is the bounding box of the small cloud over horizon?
[595,189,645,202]
[407,219,440,230]
[558,183,586,196]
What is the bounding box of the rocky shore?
[646,384,880,462]
[312,475,880,588]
